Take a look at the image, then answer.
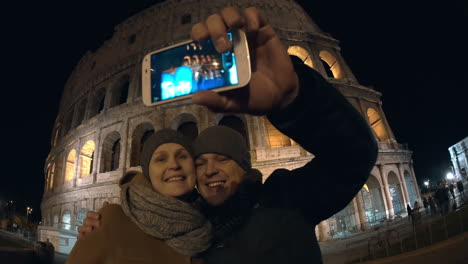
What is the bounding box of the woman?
[66,129,212,264]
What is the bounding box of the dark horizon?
[2,1,467,222]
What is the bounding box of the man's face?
[195,153,246,206]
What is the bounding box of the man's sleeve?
[262,57,378,225]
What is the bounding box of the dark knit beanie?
[193,126,251,171]
[140,129,194,180]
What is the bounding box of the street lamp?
[424,180,429,187]
[26,206,33,225]
[446,172,455,181]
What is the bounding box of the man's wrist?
[278,73,300,109]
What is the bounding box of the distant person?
[428,196,437,216]
[422,197,429,214]
[449,183,456,200]
[434,182,450,216]
[406,204,413,223]
[456,180,465,201]
[413,201,421,224]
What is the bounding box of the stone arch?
[361,175,386,224]
[217,115,249,148]
[328,200,356,238]
[52,124,61,147]
[62,110,74,137]
[73,98,87,129]
[404,170,417,204]
[100,131,121,173]
[263,117,296,148]
[172,113,199,142]
[109,75,130,108]
[61,210,72,230]
[319,50,344,79]
[89,87,106,118]
[53,213,59,228]
[367,108,389,141]
[387,171,404,215]
[47,163,55,190]
[130,123,155,167]
[287,46,314,68]
[79,140,95,178]
[64,149,76,182]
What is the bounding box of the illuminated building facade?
[38,0,421,253]
[449,137,468,183]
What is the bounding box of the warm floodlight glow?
[446,172,454,180]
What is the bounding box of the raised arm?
[263,58,378,224]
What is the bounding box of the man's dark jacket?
[202,58,378,264]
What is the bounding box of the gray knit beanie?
[140,129,194,180]
[193,126,251,171]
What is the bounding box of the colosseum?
[38,0,421,253]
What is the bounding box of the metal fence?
[341,197,467,263]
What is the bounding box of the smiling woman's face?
[148,143,196,198]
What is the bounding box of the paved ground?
[320,199,468,263]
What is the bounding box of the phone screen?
[150,32,239,103]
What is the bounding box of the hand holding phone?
[191,7,300,115]
[142,29,250,106]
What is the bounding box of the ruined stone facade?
[449,137,468,183]
[38,0,420,253]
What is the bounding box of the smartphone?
[142,29,251,106]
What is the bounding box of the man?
[79,7,378,263]
[456,180,465,201]
[434,181,450,216]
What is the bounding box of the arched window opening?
[367,108,389,141]
[328,201,356,238]
[388,171,404,215]
[61,212,71,230]
[62,111,74,137]
[319,50,344,79]
[119,79,130,105]
[111,139,121,171]
[178,122,198,142]
[100,132,121,173]
[287,46,314,68]
[361,175,385,225]
[79,140,96,178]
[130,123,155,167]
[110,76,130,108]
[48,163,55,190]
[404,171,417,204]
[53,214,59,228]
[74,99,88,128]
[264,118,296,148]
[53,124,61,147]
[218,115,249,147]
[65,150,76,182]
[89,88,106,118]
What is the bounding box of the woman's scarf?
[120,183,212,256]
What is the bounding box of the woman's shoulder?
[99,204,125,217]
[97,204,130,231]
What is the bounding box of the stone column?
[397,163,410,205]
[317,220,331,241]
[409,163,421,202]
[352,198,361,230]
[355,192,369,230]
[379,165,394,218]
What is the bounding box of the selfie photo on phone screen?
[150,32,240,103]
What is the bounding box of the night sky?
[2,1,467,222]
